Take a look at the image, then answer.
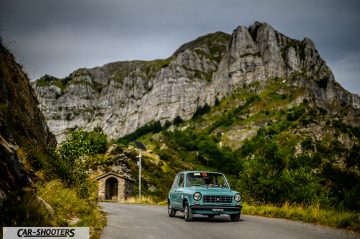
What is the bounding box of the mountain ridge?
[32,22,360,142]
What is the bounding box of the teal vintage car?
[168,171,242,222]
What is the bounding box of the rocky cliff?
[0,42,56,226]
[33,22,360,142]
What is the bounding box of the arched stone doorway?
[105,177,118,200]
[96,172,134,201]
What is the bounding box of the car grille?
[203,195,232,204]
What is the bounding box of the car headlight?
[193,192,202,201]
[234,193,241,202]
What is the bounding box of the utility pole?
[134,141,146,201]
[138,150,142,201]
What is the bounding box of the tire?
[184,201,193,222]
[230,213,240,222]
[208,215,215,219]
[168,202,176,217]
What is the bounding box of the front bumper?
[190,205,242,215]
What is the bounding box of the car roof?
[177,171,224,174]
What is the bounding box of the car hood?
[189,186,235,195]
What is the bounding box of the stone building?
[96,172,134,201]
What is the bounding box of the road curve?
[100,202,359,239]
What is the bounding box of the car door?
[169,174,179,208]
[173,173,185,210]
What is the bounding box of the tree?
[57,128,107,197]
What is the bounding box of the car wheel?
[208,215,215,219]
[230,213,240,222]
[168,202,176,217]
[184,201,193,222]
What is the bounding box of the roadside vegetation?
[122,196,166,206]
[243,203,360,232]
[18,128,108,238]
[37,180,106,238]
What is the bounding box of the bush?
[280,168,326,204]
[117,121,162,144]
[173,116,183,125]
[192,103,211,119]
[164,129,242,175]
[238,138,287,203]
[60,128,107,160]
[322,162,360,211]
[57,128,108,197]
[286,107,306,121]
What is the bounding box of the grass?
[37,180,107,239]
[243,202,360,232]
[122,196,167,206]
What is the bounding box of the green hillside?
[57,75,360,231]
[115,77,360,212]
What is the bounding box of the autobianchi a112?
[168,171,242,222]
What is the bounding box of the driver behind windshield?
[186,173,226,187]
[205,176,217,186]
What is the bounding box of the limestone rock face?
[32,22,360,142]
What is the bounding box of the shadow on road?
[173,214,244,223]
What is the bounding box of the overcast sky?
[1,0,359,95]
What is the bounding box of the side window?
[217,175,225,187]
[172,175,179,189]
[178,174,184,188]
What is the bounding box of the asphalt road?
[100,202,359,239]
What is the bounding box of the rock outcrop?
[32,22,360,142]
[0,42,56,226]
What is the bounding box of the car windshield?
[186,172,229,188]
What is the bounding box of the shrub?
[117,121,162,144]
[238,138,288,203]
[173,116,183,125]
[192,103,211,119]
[57,128,108,197]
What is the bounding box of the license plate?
[212,209,224,212]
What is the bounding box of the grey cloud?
[0,0,359,94]
[330,52,360,95]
